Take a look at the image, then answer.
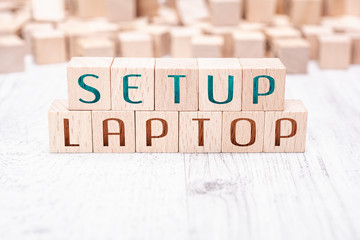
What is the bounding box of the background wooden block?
[118,31,153,58]
[143,25,171,57]
[318,35,351,69]
[31,0,65,22]
[67,57,113,110]
[76,37,115,57]
[111,58,155,111]
[263,99,308,152]
[179,112,222,153]
[301,25,333,59]
[192,35,224,58]
[176,0,210,25]
[48,100,92,153]
[265,27,302,43]
[348,33,360,64]
[233,31,266,58]
[21,22,54,54]
[106,0,136,22]
[137,0,158,17]
[135,111,178,153]
[204,26,235,57]
[0,35,25,74]
[155,58,198,111]
[239,58,286,111]
[198,58,242,111]
[92,111,135,153]
[289,0,322,26]
[245,0,276,23]
[273,38,310,74]
[170,27,201,58]
[32,30,67,65]
[71,0,106,18]
[222,111,265,152]
[209,0,241,26]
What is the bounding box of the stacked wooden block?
[48,57,308,153]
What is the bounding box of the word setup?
[48,57,308,153]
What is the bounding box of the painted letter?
[208,75,234,104]
[146,118,168,146]
[275,118,297,146]
[102,118,125,146]
[78,74,101,104]
[123,74,142,104]
[64,118,79,147]
[168,75,186,104]
[192,118,210,146]
[253,75,275,104]
[230,118,256,146]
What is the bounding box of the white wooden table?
[0,58,360,240]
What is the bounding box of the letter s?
[78,74,101,104]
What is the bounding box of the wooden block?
[270,15,292,27]
[204,26,235,57]
[72,0,106,18]
[32,30,67,65]
[67,57,113,110]
[176,0,210,25]
[245,0,276,23]
[0,35,25,74]
[265,27,302,43]
[76,37,115,57]
[106,0,136,22]
[179,112,222,153]
[198,58,242,111]
[170,27,201,58]
[239,58,286,111]
[222,111,265,152]
[137,0,158,17]
[348,33,360,64]
[111,58,155,111]
[264,99,308,152]
[301,25,333,59]
[48,100,92,153]
[318,35,351,69]
[326,0,346,16]
[273,38,310,74]
[21,22,54,54]
[233,31,266,58]
[31,0,65,22]
[92,111,135,153]
[152,6,180,26]
[155,58,198,111]
[238,21,266,32]
[118,31,153,58]
[135,111,178,153]
[143,25,171,57]
[209,0,241,26]
[289,0,322,26]
[192,35,224,58]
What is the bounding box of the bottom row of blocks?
[48,99,308,153]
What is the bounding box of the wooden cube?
[274,38,310,74]
[111,58,155,111]
[106,0,136,22]
[270,15,292,27]
[209,0,241,26]
[144,25,171,57]
[198,58,242,111]
[349,33,360,64]
[92,111,135,153]
[301,25,333,59]
[155,58,198,111]
[31,0,65,22]
[265,27,302,43]
[179,112,222,153]
[170,27,201,58]
[0,35,25,74]
[48,100,93,153]
[192,35,224,58]
[137,0,158,17]
[21,22,54,54]
[204,26,235,57]
[76,37,115,57]
[264,99,308,152]
[135,111,178,153]
[239,58,286,111]
[289,0,322,26]
[118,32,153,58]
[318,35,351,69]
[245,0,276,23]
[67,57,113,110]
[32,30,67,65]
[222,111,265,152]
[233,31,266,58]
[72,0,106,18]
[176,0,210,25]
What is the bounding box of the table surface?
[0,58,360,240]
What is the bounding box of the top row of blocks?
[67,57,286,112]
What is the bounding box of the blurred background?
[0,0,359,75]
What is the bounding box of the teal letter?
[253,75,275,104]
[208,75,234,104]
[168,75,186,104]
[123,74,142,104]
[78,74,101,104]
